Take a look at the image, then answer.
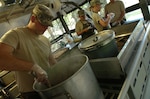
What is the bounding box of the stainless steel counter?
[118,20,150,99]
[58,20,150,99]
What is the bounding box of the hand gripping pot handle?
[31,64,51,87]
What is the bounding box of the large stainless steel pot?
[78,30,119,59]
[33,55,104,99]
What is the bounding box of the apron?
[81,20,95,40]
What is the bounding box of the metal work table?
[52,20,145,99]
[118,20,150,99]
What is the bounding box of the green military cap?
[78,10,85,16]
[33,4,54,26]
[90,0,102,7]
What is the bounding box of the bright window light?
[0,0,5,7]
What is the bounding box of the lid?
[78,30,115,51]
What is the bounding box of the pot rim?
[33,54,89,92]
[78,30,115,51]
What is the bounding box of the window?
[63,10,78,30]
[63,3,92,40]
[63,3,91,31]
[125,9,143,21]
[43,19,65,41]
[122,0,142,21]
[43,19,65,52]
[43,0,148,52]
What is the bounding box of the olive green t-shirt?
[91,12,104,32]
[105,1,125,23]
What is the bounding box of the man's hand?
[31,64,49,83]
[107,13,115,20]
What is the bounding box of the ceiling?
[0,0,89,22]
[60,0,87,11]
[48,0,88,18]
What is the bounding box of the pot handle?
[93,36,100,42]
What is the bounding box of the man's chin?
[37,31,45,35]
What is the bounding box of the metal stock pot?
[33,55,104,99]
[78,30,119,59]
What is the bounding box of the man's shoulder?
[12,27,27,34]
[4,27,23,35]
[13,27,25,31]
[91,12,101,19]
[76,20,83,26]
[115,0,124,4]
[77,20,82,23]
[105,2,112,7]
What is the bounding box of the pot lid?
[78,30,115,50]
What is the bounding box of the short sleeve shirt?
[91,12,104,32]
[0,27,52,92]
[75,20,83,33]
[105,1,125,23]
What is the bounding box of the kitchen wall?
[0,14,30,37]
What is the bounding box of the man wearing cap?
[0,4,57,99]
[90,0,113,32]
[75,10,95,40]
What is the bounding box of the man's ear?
[30,15,36,22]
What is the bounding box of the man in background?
[75,10,95,40]
[90,0,113,32]
[105,0,126,27]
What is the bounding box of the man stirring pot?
[0,4,57,99]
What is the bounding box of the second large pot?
[78,30,119,59]
[33,55,104,99]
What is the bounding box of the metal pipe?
[139,0,150,20]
